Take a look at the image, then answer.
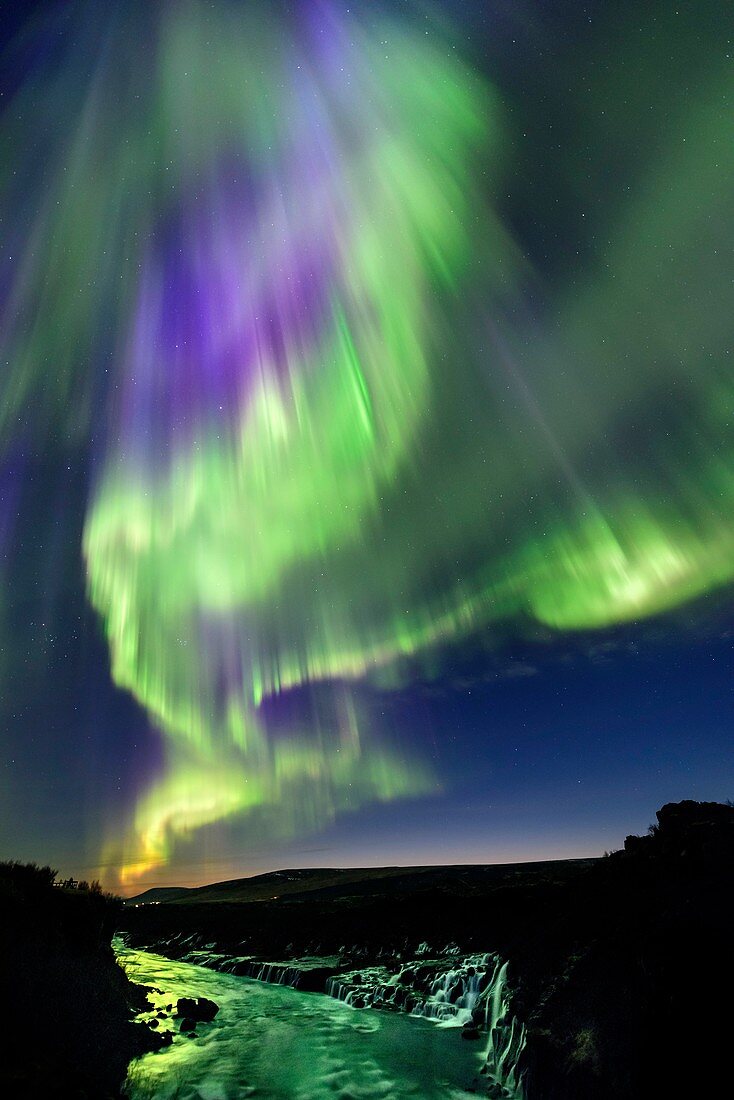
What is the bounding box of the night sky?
[1,0,732,893]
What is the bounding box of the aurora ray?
[83,0,496,880]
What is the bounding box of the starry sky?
[1,0,732,893]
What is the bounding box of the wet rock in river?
[176,996,219,1021]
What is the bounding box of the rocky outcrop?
[622,799,734,861]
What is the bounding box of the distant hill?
[125,885,193,905]
[125,858,596,906]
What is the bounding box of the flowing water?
[118,942,490,1100]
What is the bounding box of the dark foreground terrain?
[124,800,734,1099]
[2,800,731,1097]
[0,862,163,1098]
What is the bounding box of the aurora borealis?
[1,1,733,890]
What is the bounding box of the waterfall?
[414,956,487,1024]
[326,953,495,1025]
[178,951,305,988]
[249,961,303,987]
[482,958,526,1099]
[325,952,526,1099]
[325,974,354,1002]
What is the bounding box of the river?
[117,942,490,1100]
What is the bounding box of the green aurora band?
[1,2,732,884]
